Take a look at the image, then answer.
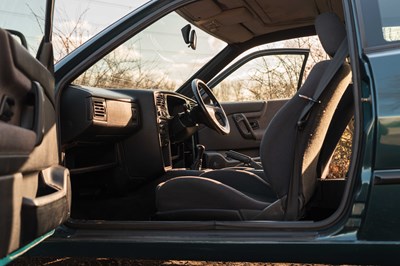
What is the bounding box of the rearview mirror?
[181,24,197,50]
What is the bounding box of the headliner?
[177,0,344,43]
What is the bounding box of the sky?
[54,0,149,37]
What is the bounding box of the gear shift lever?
[191,144,205,170]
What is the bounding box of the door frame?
[208,48,310,91]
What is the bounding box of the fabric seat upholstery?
[155,12,352,221]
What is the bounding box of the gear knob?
[196,144,205,156]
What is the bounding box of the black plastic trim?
[374,170,400,185]
[69,162,117,175]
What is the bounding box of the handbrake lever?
[225,150,262,169]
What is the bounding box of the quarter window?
[358,0,400,47]
[379,0,400,42]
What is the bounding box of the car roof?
[177,0,344,43]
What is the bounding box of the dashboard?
[61,85,198,182]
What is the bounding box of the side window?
[0,1,46,56]
[211,36,328,102]
[212,52,308,102]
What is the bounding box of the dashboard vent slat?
[92,98,107,121]
[155,94,165,107]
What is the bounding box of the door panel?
[199,99,287,168]
[0,29,70,258]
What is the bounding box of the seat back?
[260,13,352,218]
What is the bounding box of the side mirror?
[6,29,28,49]
[181,24,197,50]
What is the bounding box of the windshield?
[73,11,227,90]
[54,0,151,61]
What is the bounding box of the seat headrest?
[315,13,346,57]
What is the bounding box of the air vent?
[155,94,165,107]
[92,97,107,121]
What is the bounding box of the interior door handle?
[32,81,45,146]
[232,113,256,140]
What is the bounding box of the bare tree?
[73,43,176,90]
[284,36,329,80]
[214,80,245,102]
[53,8,91,62]
[383,27,400,41]
[214,53,304,102]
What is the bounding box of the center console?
[155,92,172,169]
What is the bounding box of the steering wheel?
[191,79,230,135]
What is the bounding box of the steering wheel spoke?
[192,79,230,135]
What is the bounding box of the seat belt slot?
[299,94,321,103]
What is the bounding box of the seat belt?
[298,37,349,129]
[285,37,349,220]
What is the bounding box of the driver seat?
[155,13,352,221]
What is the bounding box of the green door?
[0,0,71,264]
[355,0,400,241]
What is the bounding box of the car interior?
[58,0,356,225]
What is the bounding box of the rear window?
[358,0,400,47]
